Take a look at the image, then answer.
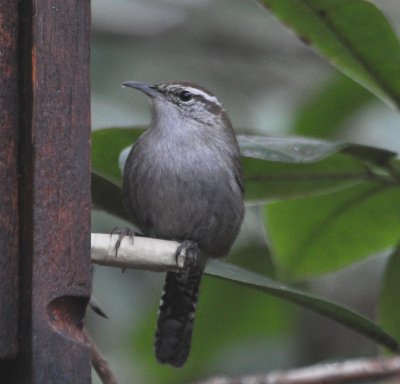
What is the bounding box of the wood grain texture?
[0,0,20,360]
[17,1,92,383]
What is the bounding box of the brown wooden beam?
[0,0,20,362]
[17,0,92,383]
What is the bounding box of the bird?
[122,80,244,367]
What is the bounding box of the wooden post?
[0,1,92,382]
[0,0,20,364]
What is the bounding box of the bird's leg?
[174,240,203,284]
[175,240,200,269]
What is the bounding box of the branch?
[195,355,400,384]
[84,329,118,384]
[91,233,182,271]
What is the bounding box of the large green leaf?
[205,260,399,352]
[91,171,129,222]
[265,182,400,279]
[238,134,395,164]
[379,245,400,346]
[92,127,144,184]
[260,0,400,109]
[229,205,275,276]
[238,134,343,162]
[243,155,366,201]
[239,135,395,201]
[293,74,374,138]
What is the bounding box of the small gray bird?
[122,81,244,367]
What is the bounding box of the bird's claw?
[111,227,135,258]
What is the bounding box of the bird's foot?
[175,240,200,269]
[111,227,135,258]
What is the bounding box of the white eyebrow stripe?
[183,86,222,106]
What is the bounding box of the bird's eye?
[179,91,193,102]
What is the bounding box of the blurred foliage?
[91,0,400,383]
[292,74,374,138]
[260,0,400,109]
[266,182,400,279]
[379,245,400,349]
[92,127,144,184]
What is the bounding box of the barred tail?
[154,266,204,367]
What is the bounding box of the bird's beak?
[122,81,160,99]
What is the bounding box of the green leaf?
[91,171,129,222]
[260,0,400,109]
[238,134,344,162]
[243,155,366,201]
[205,260,399,352]
[188,273,292,372]
[379,245,400,347]
[293,74,374,138]
[238,135,396,164]
[265,183,400,279]
[239,134,395,201]
[229,205,275,276]
[92,127,144,184]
